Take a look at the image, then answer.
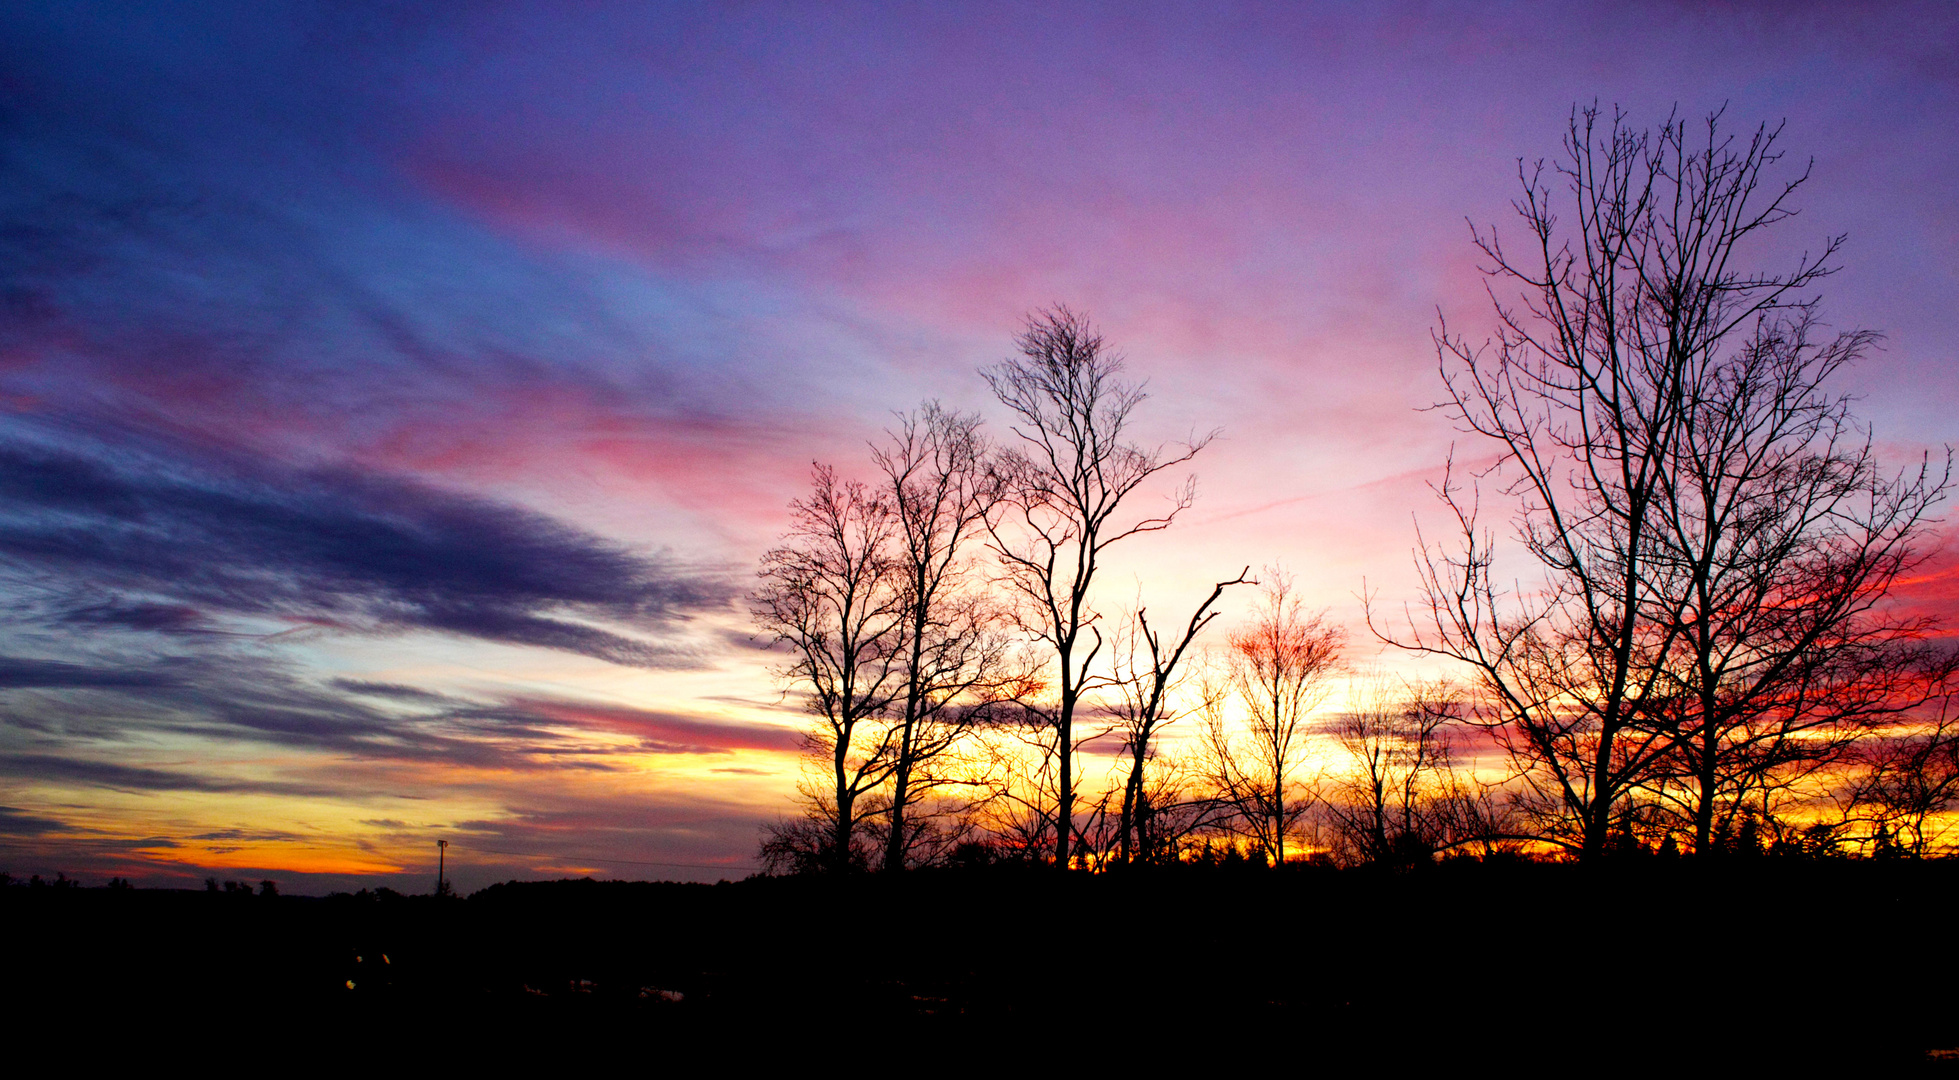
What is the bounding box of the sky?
[1,1,1954,892]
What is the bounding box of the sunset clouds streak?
[0,428,731,665]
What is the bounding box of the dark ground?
[9,860,1957,1069]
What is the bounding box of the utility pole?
[436,839,447,898]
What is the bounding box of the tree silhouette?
[1200,567,1343,865]
[1324,676,1460,866]
[870,404,1012,871]
[983,306,1211,868]
[1633,298,1952,851]
[753,465,907,871]
[1107,571,1249,867]
[1846,693,1959,857]
[1382,104,1947,858]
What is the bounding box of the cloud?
[60,601,220,634]
[0,427,733,666]
[184,827,310,844]
[0,753,344,797]
[330,680,455,702]
[502,697,805,755]
[0,656,179,690]
[0,649,478,760]
[440,790,773,879]
[0,647,790,787]
[0,805,65,835]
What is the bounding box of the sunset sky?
[2,1,1954,892]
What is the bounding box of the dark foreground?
[10,860,1958,1069]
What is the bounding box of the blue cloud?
[0,428,732,665]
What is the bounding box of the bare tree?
[1201,567,1343,865]
[1381,104,1909,859]
[1844,691,1959,857]
[1126,745,1233,866]
[1324,675,1460,866]
[752,466,905,871]
[870,403,1011,871]
[983,306,1212,868]
[1634,302,1953,853]
[1429,767,1533,862]
[1107,571,1250,866]
[964,700,1066,862]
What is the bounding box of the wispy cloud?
[0,656,179,690]
[504,697,805,755]
[0,753,344,797]
[0,426,733,666]
[0,805,66,836]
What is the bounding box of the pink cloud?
[509,697,804,755]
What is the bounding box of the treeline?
[16,868,1958,1066]
[753,104,1958,874]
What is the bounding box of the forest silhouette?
[9,863,1959,1067]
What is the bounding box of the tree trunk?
[1056,706,1074,868]
[834,733,854,872]
[1118,752,1144,866]
[884,750,911,872]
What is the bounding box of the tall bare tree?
[753,465,906,871]
[983,306,1211,868]
[1201,567,1343,865]
[1383,104,1909,859]
[870,403,1011,871]
[1108,571,1250,866]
